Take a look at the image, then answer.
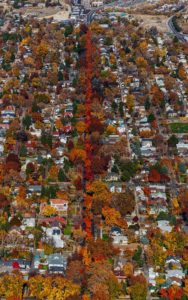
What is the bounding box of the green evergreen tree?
[23,115,32,130]
[58,168,67,182]
[20,145,27,157]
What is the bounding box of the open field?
[15,2,70,20]
[38,7,70,21]
[132,14,169,32]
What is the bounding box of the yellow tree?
[24,56,35,66]
[6,136,16,146]
[36,42,49,58]
[28,275,80,300]
[126,94,135,111]
[42,205,57,217]
[76,121,87,134]
[154,47,166,59]
[130,282,147,300]
[82,246,91,266]
[139,41,147,52]
[12,66,20,77]
[55,119,63,130]
[0,229,7,247]
[123,262,134,277]
[76,104,85,118]
[32,77,42,88]
[56,191,69,200]
[151,243,167,268]
[0,273,24,298]
[87,180,112,205]
[15,186,27,208]
[136,57,147,68]
[106,125,117,135]
[21,37,31,46]
[102,206,122,226]
[178,66,187,80]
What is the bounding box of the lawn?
[170,123,188,133]
[64,223,72,235]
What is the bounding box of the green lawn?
[170,123,188,133]
[64,223,72,235]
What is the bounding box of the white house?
[22,217,36,228]
[157,220,172,233]
[112,235,128,245]
[45,226,65,248]
[149,267,158,286]
[166,269,185,280]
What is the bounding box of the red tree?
[148,169,161,182]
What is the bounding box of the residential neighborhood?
[0,0,187,299]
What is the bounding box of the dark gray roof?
[47,253,67,266]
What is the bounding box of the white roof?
[157,220,172,233]
[177,143,188,149]
[166,269,184,279]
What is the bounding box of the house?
[108,183,124,193]
[59,134,67,144]
[110,226,122,236]
[25,141,37,152]
[141,146,156,157]
[107,134,121,144]
[105,172,119,182]
[155,75,165,88]
[168,277,182,286]
[141,139,153,148]
[149,267,158,287]
[165,256,184,284]
[22,217,36,228]
[50,199,68,216]
[1,106,16,118]
[139,117,148,125]
[28,185,42,195]
[30,127,42,138]
[117,124,126,134]
[112,234,128,245]
[0,144,4,154]
[165,256,180,264]
[110,227,128,245]
[151,191,166,200]
[149,185,166,192]
[157,220,172,233]
[177,142,188,152]
[47,253,67,275]
[0,123,10,130]
[33,252,45,269]
[56,147,64,156]
[45,226,65,248]
[53,131,60,138]
[0,259,31,271]
[114,270,126,282]
[166,269,185,281]
[166,108,177,118]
